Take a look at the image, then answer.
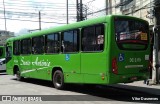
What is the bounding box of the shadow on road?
[11,78,159,103]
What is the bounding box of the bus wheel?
[53,70,65,90]
[16,69,23,81]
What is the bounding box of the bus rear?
[109,16,150,83]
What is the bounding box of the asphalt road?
[0,72,159,104]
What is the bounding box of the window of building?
[13,40,20,55]
[21,39,31,54]
[32,36,44,54]
[82,24,104,52]
[61,30,79,53]
[46,33,59,53]
[120,0,134,12]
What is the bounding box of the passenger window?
[6,46,12,58]
[32,36,44,54]
[46,33,59,53]
[61,30,79,53]
[13,40,20,55]
[82,24,104,52]
[21,39,31,54]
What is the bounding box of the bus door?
[6,42,13,74]
[81,24,106,83]
[31,36,46,79]
[61,30,81,83]
[19,39,32,77]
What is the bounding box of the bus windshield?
[0,48,3,57]
[115,18,149,50]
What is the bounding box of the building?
[107,0,154,26]
[0,30,14,46]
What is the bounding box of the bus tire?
[53,70,65,90]
[16,69,23,81]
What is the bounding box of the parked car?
[0,58,6,72]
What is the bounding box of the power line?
[0,0,77,23]
[87,8,106,15]
[0,11,77,21]
[0,1,76,9]
[86,0,96,4]
[3,0,73,5]
[0,17,66,24]
[0,9,76,15]
[0,0,77,19]
[0,7,76,12]
[0,5,76,10]
[0,0,77,31]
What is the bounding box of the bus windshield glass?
[0,47,3,57]
[115,18,149,50]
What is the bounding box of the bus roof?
[6,15,148,42]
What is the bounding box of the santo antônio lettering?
[20,57,50,67]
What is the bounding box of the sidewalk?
[109,81,160,95]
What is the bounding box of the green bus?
[6,15,150,89]
[0,46,6,72]
[0,46,5,59]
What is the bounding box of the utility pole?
[106,0,108,15]
[154,0,160,84]
[66,0,69,24]
[76,0,82,21]
[39,11,41,30]
[80,0,83,21]
[76,0,87,21]
[108,0,112,14]
[3,0,7,31]
[152,0,160,84]
[76,0,79,21]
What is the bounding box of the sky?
[0,0,105,35]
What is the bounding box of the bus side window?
[32,36,44,54]
[32,44,36,54]
[21,39,31,55]
[46,33,60,54]
[6,46,12,58]
[13,40,20,55]
[61,40,65,53]
[61,29,79,53]
[82,24,104,52]
[96,35,104,51]
[95,25,104,51]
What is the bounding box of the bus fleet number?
[129,58,141,63]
